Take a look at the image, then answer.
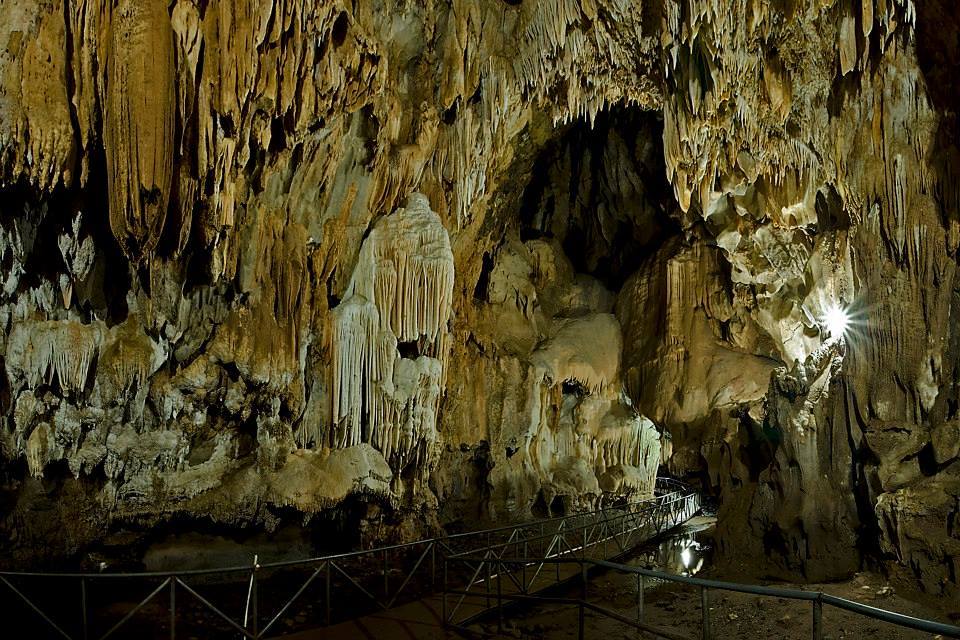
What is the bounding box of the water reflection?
[629,521,714,578]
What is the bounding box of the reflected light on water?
[639,535,708,576]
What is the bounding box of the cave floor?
[281,594,457,639]
[481,570,955,640]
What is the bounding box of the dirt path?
[478,570,957,639]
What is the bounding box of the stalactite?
[530,314,621,395]
[331,296,379,447]
[6,321,102,395]
[0,1,74,191]
[97,318,165,406]
[330,193,453,476]
[25,423,51,479]
[594,415,662,497]
[57,213,96,308]
[104,0,176,262]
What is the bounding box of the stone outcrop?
[0,0,956,610]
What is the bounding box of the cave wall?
[0,0,957,602]
[646,0,960,597]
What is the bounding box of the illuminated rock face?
[0,0,957,604]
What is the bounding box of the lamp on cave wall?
[822,303,851,339]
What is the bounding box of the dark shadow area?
[915,0,960,232]
[517,107,681,290]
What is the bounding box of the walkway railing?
[444,553,960,640]
[0,477,697,639]
[442,483,700,627]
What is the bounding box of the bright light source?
[680,547,692,569]
[823,304,850,339]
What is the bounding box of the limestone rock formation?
[0,0,957,611]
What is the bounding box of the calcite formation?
[0,0,956,610]
[329,193,453,485]
[104,0,176,261]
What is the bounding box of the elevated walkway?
[0,478,698,639]
[288,478,701,639]
[9,478,954,640]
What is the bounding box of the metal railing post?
[251,564,258,638]
[578,601,585,640]
[485,552,491,609]
[556,543,561,582]
[581,561,588,599]
[813,595,823,639]
[522,541,528,593]
[325,561,331,626]
[442,556,448,625]
[579,559,587,639]
[169,576,176,640]
[383,548,389,599]
[497,560,503,633]
[701,586,711,640]
[430,543,436,590]
[243,555,258,635]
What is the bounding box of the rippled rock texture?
[0,0,957,604]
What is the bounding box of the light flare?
[823,303,851,339]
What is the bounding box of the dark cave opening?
[736,406,775,483]
[79,150,133,325]
[561,379,586,397]
[396,339,422,359]
[472,250,494,300]
[518,106,681,290]
[465,102,693,531]
[331,11,350,48]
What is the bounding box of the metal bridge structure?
[4,476,958,640]
[0,478,699,639]
[443,482,960,640]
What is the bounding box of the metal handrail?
[441,489,700,626]
[0,477,688,580]
[0,477,698,639]
[448,503,680,559]
[448,508,674,558]
[448,553,960,639]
